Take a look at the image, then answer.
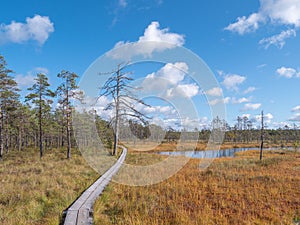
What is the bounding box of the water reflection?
[159,148,262,159]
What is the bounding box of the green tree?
[26,73,55,158]
[0,55,19,159]
[56,70,83,158]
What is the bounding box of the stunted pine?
[0,55,19,159]
[56,70,83,159]
[26,73,55,158]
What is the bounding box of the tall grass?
[0,148,98,225]
[94,150,300,225]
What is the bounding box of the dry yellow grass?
[0,148,98,225]
[94,150,300,225]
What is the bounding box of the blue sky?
[1,0,300,129]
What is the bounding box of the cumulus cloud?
[259,29,296,49]
[225,0,300,35]
[225,13,263,34]
[205,87,223,97]
[0,15,54,45]
[222,74,246,91]
[142,62,199,99]
[167,83,199,99]
[107,21,184,59]
[242,103,262,111]
[138,21,184,44]
[276,66,300,78]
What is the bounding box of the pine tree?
[25,73,55,158]
[0,55,19,159]
[56,70,83,158]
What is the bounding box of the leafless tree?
[260,110,265,160]
[99,63,150,155]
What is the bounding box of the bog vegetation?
[0,54,300,224]
[94,150,300,225]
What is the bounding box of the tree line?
[1,54,299,160]
[0,55,85,159]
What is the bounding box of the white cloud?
[205,87,223,97]
[107,21,184,59]
[142,62,198,99]
[15,67,50,88]
[261,0,300,27]
[167,83,199,99]
[243,86,256,94]
[34,67,49,75]
[222,74,246,91]
[209,97,231,106]
[0,15,54,45]
[15,74,35,88]
[225,0,300,35]
[138,105,176,116]
[156,62,187,85]
[143,62,187,90]
[231,97,250,104]
[289,113,300,121]
[292,105,300,112]
[139,21,184,44]
[243,103,262,111]
[225,13,263,35]
[276,66,300,78]
[259,29,296,49]
[209,96,250,105]
[255,112,274,124]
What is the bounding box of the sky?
[1,0,300,130]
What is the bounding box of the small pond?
[158,147,277,159]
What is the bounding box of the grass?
[0,148,98,225]
[94,149,300,225]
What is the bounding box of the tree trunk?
[66,110,71,159]
[5,115,9,153]
[0,111,3,160]
[18,127,22,151]
[260,111,264,161]
[113,68,121,156]
[39,92,43,158]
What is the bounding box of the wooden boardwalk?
[62,147,127,225]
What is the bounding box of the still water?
[159,148,266,159]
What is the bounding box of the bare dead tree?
[99,63,150,155]
[260,110,264,161]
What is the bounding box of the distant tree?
[99,63,150,155]
[0,55,19,159]
[56,70,83,159]
[26,73,55,158]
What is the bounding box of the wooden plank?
[63,146,127,225]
